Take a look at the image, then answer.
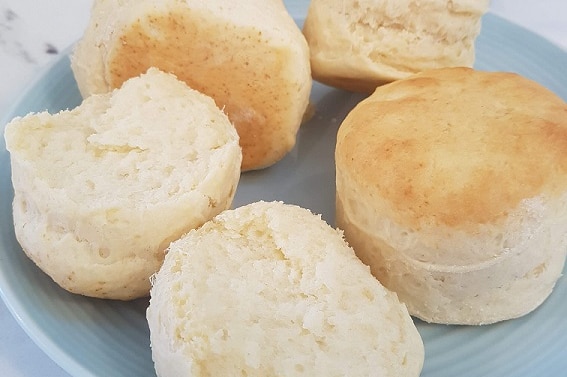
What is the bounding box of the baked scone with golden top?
[335,67,567,324]
[303,0,489,92]
[147,201,424,376]
[71,0,311,171]
[4,68,241,300]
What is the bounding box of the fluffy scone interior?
[71,0,312,171]
[335,67,567,324]
[303,0,489,92]
[147,201,424,377]
[4,68,242,300]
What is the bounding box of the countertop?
[0,1,566,376]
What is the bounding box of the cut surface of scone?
[71,0,311,171]
[303,0,489,92]
[147,201,424,377]
[4,68,242,300]
[335,67,567,325]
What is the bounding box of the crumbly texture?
[71,0,311,171]
[303,0,489,92]
[4,68,242,300]
[335,67,567,324]
[147,201,424,377]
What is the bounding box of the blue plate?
[1,2,567,376]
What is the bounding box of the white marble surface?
[0,1,566,376]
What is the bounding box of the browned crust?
[104,7,308,170]
[336,67,567,229]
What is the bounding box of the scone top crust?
[72,0,311,171]
[336,67,567,230]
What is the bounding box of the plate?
[1,5,567,377]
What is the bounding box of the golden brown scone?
[335,67,567,325]
[71,0,311,171]
[303,0,489,92]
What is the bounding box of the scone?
[4,68,242,300]
[303,0,489,92]
[147,201,424,377]
[71,0,311,171]
[335,67,567,325]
